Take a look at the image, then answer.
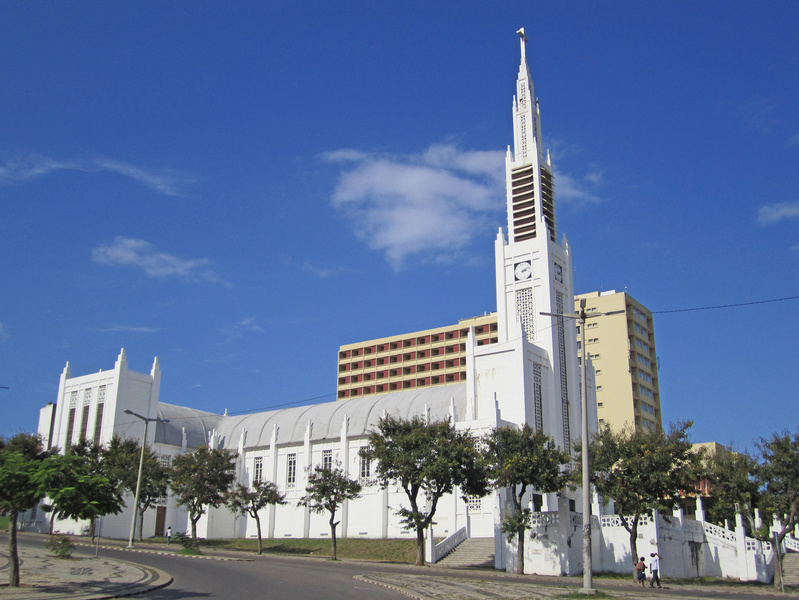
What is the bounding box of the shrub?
[45,533,76,559]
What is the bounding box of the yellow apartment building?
[575,290,662,432]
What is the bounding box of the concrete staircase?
[437,537,495,568]
[783,552,799,587]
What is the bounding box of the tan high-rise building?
[574,291,662,432]
[337,314,498,400]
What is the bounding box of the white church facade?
[31,31,788,581]
[34,31,590,575]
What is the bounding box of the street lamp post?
[542,299,624,594]
[123,409,169,548]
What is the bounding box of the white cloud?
[93,325,161,333]
[554,168,603,205]
[757,202,799,225]
[0,323,9,341]
[92,236,226,283]
[221,318,264,340]
[281,254,345,278]
[0,153,195,196]
[325,143,505,268]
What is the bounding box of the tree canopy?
[484,424,570,574]
[100,435,169,540]
[756,430,799,590]
[228,479,286,555]
[170,446,237,544]
[581,421,702,574]
[298,464,361,560]
[0,434,55,587]
[362,415,489,566]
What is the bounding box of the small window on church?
[286,454,296,490]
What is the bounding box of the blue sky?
[1,2,797,452]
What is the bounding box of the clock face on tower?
[553,263,564,283]
[514,261,532,281]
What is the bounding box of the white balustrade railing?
[703,521,737,545]
[432,526,468,563]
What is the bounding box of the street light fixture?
[542,299,624,594]
[123,409,169,548]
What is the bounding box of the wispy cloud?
[0,153,196,196]
[93,325,161,333]
[554,166,604,205]
[787,132,799,147]
[324,143,505,269]
[0,323,9,341]
[757,201,799,225]
[221,318,264,340]
[281,254,345,278]
[736,98,781,135]
[92,236,227,284]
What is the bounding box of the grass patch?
[178,546,203,556]
[0,515,9,531]
[592,571,635,580]
[198,537,419,563]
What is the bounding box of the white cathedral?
[35,32,597,576]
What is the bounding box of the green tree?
[298,464,362,560]
[227,479,286,555]
[484,424,570,574]
[361,415,489,566]
[35,453,124,530]
[580,421,702,577]
[757,431,799,591]
[704,447,760,532]
[170,446,237,544]
[0,434,53,587]
[101,436,169,541]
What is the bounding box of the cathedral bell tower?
[494,29,579,448]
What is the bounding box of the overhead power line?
[653,294,799,315]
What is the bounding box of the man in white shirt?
[649,552,662,588]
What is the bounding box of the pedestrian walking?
[649,552,662,588]
[166,527,172,546]
[635,556,647,587]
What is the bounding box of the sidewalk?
[0,541,172,600]
[357,571,799,600]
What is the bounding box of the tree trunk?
[516,528,525,574]
[138,507,145,541]
[624,515,640,581]
[255,515,262,555]
[190,515,199,546]
[329,513,338,561]
[8,509,20,587]
[416,525,426,566]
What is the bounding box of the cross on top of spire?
[516,28,528,62]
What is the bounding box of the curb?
[75,542,252,562]
[354,574,435,600]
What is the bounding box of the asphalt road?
[70,543,407,600]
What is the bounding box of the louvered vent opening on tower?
[511,165,536,241]
[541,167,556,242]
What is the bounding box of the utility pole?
[542,299,624,594]
[123,409,169,548]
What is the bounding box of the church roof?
[155,383,467,451]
